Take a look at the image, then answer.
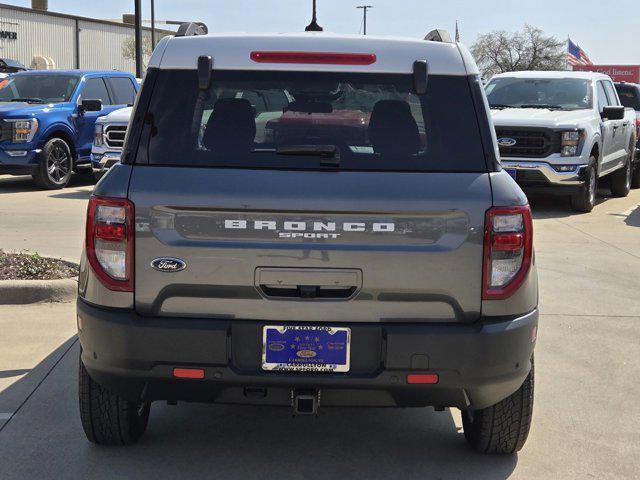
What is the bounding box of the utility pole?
[150,0,156,48]
[134,0,143,77]
[357,5,372,35]
[305,0,323,31]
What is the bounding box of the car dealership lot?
[0,174,639,479]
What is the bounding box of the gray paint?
[127,167,492,323]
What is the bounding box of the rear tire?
[571,159,597,213]
[79,354,150,445]
[32,137,73,190]
[462,357,534,454]
[610,142,633,197]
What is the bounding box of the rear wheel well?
[45,130,77,164]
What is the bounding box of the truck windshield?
[0,75,79,103]
[138,70,487,172]
[485,77,592,110]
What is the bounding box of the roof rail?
[175,22,208,37]
[424,29,452,43]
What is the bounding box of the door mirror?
[80,99,102,113]
[602,105,624,121]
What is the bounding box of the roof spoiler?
[175,22,208,37]
[424,29,452,43]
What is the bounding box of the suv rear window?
[615,84,640,110]
[139,70,487,172]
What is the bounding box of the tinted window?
[139,70,487,172]
[0,74,79,103]
[264,90,290,112]
[596,81,609,111]
[109,77,136,105]
[486,77,592,110]
[616,85,640,110]
[238,90,267,115]
[82,78,110,104]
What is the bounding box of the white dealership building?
[0,0,173,73]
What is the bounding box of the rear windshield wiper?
[10,98,44,103]
[276,145,341,167]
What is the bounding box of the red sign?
[573,64,640,83]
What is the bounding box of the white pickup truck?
[91,106,132,178]
[486,71,638,212]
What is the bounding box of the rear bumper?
[77,299,538,410]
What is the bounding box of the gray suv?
[77,28,538,454]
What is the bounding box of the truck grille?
[496,128,561,158]
[104,125,127,149]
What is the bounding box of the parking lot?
[0,173,639,479]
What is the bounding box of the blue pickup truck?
[0,70,138,189]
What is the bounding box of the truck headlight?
[5,119,39,143]
[560,130,583,157]
[94,124,104,146]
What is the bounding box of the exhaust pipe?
[293,389,319,415]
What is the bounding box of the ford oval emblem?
[498,137,517,147]
[296,349,318,359]
[151,257,186,272]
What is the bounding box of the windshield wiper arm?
[276,144,341,167]
[489,104,515,110]
[519,104,564,110]
[10,98,44,103]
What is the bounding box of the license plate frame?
[262,325,351,373]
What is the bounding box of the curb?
[0,277,78,305]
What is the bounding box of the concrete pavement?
[0,174,93,262]
[0,181,639,479]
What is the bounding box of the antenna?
[356,5,373,35]
[305,0,323,31]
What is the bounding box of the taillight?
[250,51,377,65]
[86,196,134,292]
[483,205,533,300]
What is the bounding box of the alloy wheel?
[46,144,71,184]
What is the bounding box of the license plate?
[505,168,517,180]
[262,326,351,372]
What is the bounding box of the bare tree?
[121,35,154,70]
[471,25,565,78]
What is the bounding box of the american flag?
[567,39,593,66]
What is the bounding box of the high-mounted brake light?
[250,51,377,65]
[86,196,134,292]
[483,205,533,300]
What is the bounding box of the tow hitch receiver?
[293,389,319,415]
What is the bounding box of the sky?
[3,0,639,64]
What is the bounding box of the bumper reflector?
[173,368,205,379]
[407,373,439,384]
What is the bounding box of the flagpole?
[566,36,570,71]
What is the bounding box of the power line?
[356,5,372,35]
